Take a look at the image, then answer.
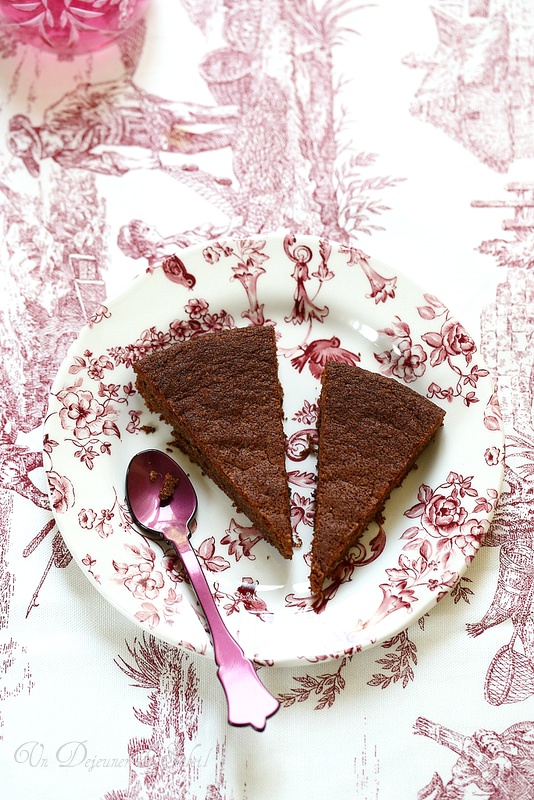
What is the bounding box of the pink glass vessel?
[0,0,150,55]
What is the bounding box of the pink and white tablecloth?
[2,1,534,798]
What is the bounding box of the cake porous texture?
[133,324,294,559]
[310,361,445,595]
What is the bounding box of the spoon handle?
[165,525,280,731]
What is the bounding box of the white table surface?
[2,1,533,798]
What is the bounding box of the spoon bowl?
[126,448,197,535]
[125,449,280,731]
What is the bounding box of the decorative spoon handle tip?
[219,658,280,731]
[166,525,280,730]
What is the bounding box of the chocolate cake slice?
[310,362,445,594]
[133,325,294,559]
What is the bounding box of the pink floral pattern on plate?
[43,233,504,665]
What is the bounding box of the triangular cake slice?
[310,362,445,594]
[133,325,294,559]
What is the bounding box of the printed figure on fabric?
[415,717,534,800]
[7,79,238,177]
[469,182,534,706]
[405,1,533,172]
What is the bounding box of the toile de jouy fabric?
[2,1,534,798]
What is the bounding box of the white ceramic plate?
[44,234,504,666]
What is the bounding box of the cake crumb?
[159,472,179,504]
[140,424,156,434]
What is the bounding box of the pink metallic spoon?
[125,449,280,731]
